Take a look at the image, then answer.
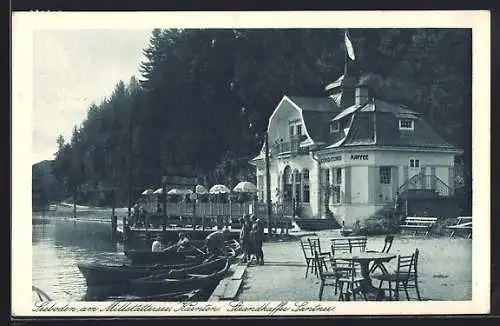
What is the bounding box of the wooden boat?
[105,289,202,302]
[138,257,229,280]
[77,261,201,287]
[124,247,207,265]
[84,283,132,301]
[128,258,230,296]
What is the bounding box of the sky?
[32,30,152,164]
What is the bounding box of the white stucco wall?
[350,166,369,203]
[435,166,450,186]
[267,97,309,145]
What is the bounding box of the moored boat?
[105,289,202,302]
[124,248,207,265]
[138,257,229,280]
[128,258,230,296]
[77,261,201,287]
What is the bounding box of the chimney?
[355,84,369,105]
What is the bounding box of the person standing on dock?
[250,216,265,265]
[151,235,163,252]
[133,203,139,226]
[239,216,252,263]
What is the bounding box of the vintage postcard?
[12,10,490,317]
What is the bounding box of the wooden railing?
[272,136,308,156]
[141,201,293,220]
[398,174,452,197]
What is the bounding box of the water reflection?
[33,219,126,301]
[53,220,117,252]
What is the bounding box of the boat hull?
[77,262,200,287]
[128,260,230,296]
[124,249,207,265]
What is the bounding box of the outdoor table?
[329,236,367,242]
[331,252,396,301]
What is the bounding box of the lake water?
[32,218,128,301]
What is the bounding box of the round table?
[330,252,396,301]
[329,236,368,241]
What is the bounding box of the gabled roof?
[285,96,342,144]
[287,96,340,112]
[326,98,460,151]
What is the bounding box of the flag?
[344,30,356,61]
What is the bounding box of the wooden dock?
[209,261,248,301]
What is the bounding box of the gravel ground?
[238,230,472,301]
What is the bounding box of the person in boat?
[151,235,163,252]
[176,232,191,250]
[239,216,252,263]
[205,229,226,256]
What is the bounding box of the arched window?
[302,169,310,203]
[294,169,301,202]
[283,166,292,201]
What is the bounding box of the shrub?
[352,214,400,236]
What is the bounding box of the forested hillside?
[35,28,471,209]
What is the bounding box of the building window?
[379,166,391,184]
[302,169,310,203]
[332,168,342,204]
[289,125,294,138]
[409,158,420,168]
[329,121,339,133]
[294,170,301,202]
[296,124,302,136]
[399,119,414,130]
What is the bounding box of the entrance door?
[379,166,393,202]
[282,166,293,215]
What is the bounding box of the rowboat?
[77,261,201,287]
[105,289,202,302]
[137,257,229,280]
[128,258,230,296]
[124,248,207,265]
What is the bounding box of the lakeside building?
[250,73,463,226]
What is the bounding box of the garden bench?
[400,217,438,237]
[447,216,472,239]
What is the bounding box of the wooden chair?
[308,238,331,277]
[331,239,352,255]
[367,235,394,274]
[336,257,367,301]
[329,240,354,295]
[314,250,345,301]
[299,238,316,278]
[373,248,422,301]
[348,238,367,253]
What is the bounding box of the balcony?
[272,135,308,156]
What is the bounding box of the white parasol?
[209,184,231,194]
[167,188,193,195]
[153,187,164,194]
[195,185,208,194]
[233,181,258,193]
[141,188,154,195]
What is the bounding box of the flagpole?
[344,29,348,77]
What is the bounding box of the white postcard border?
[12,10,491,316]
